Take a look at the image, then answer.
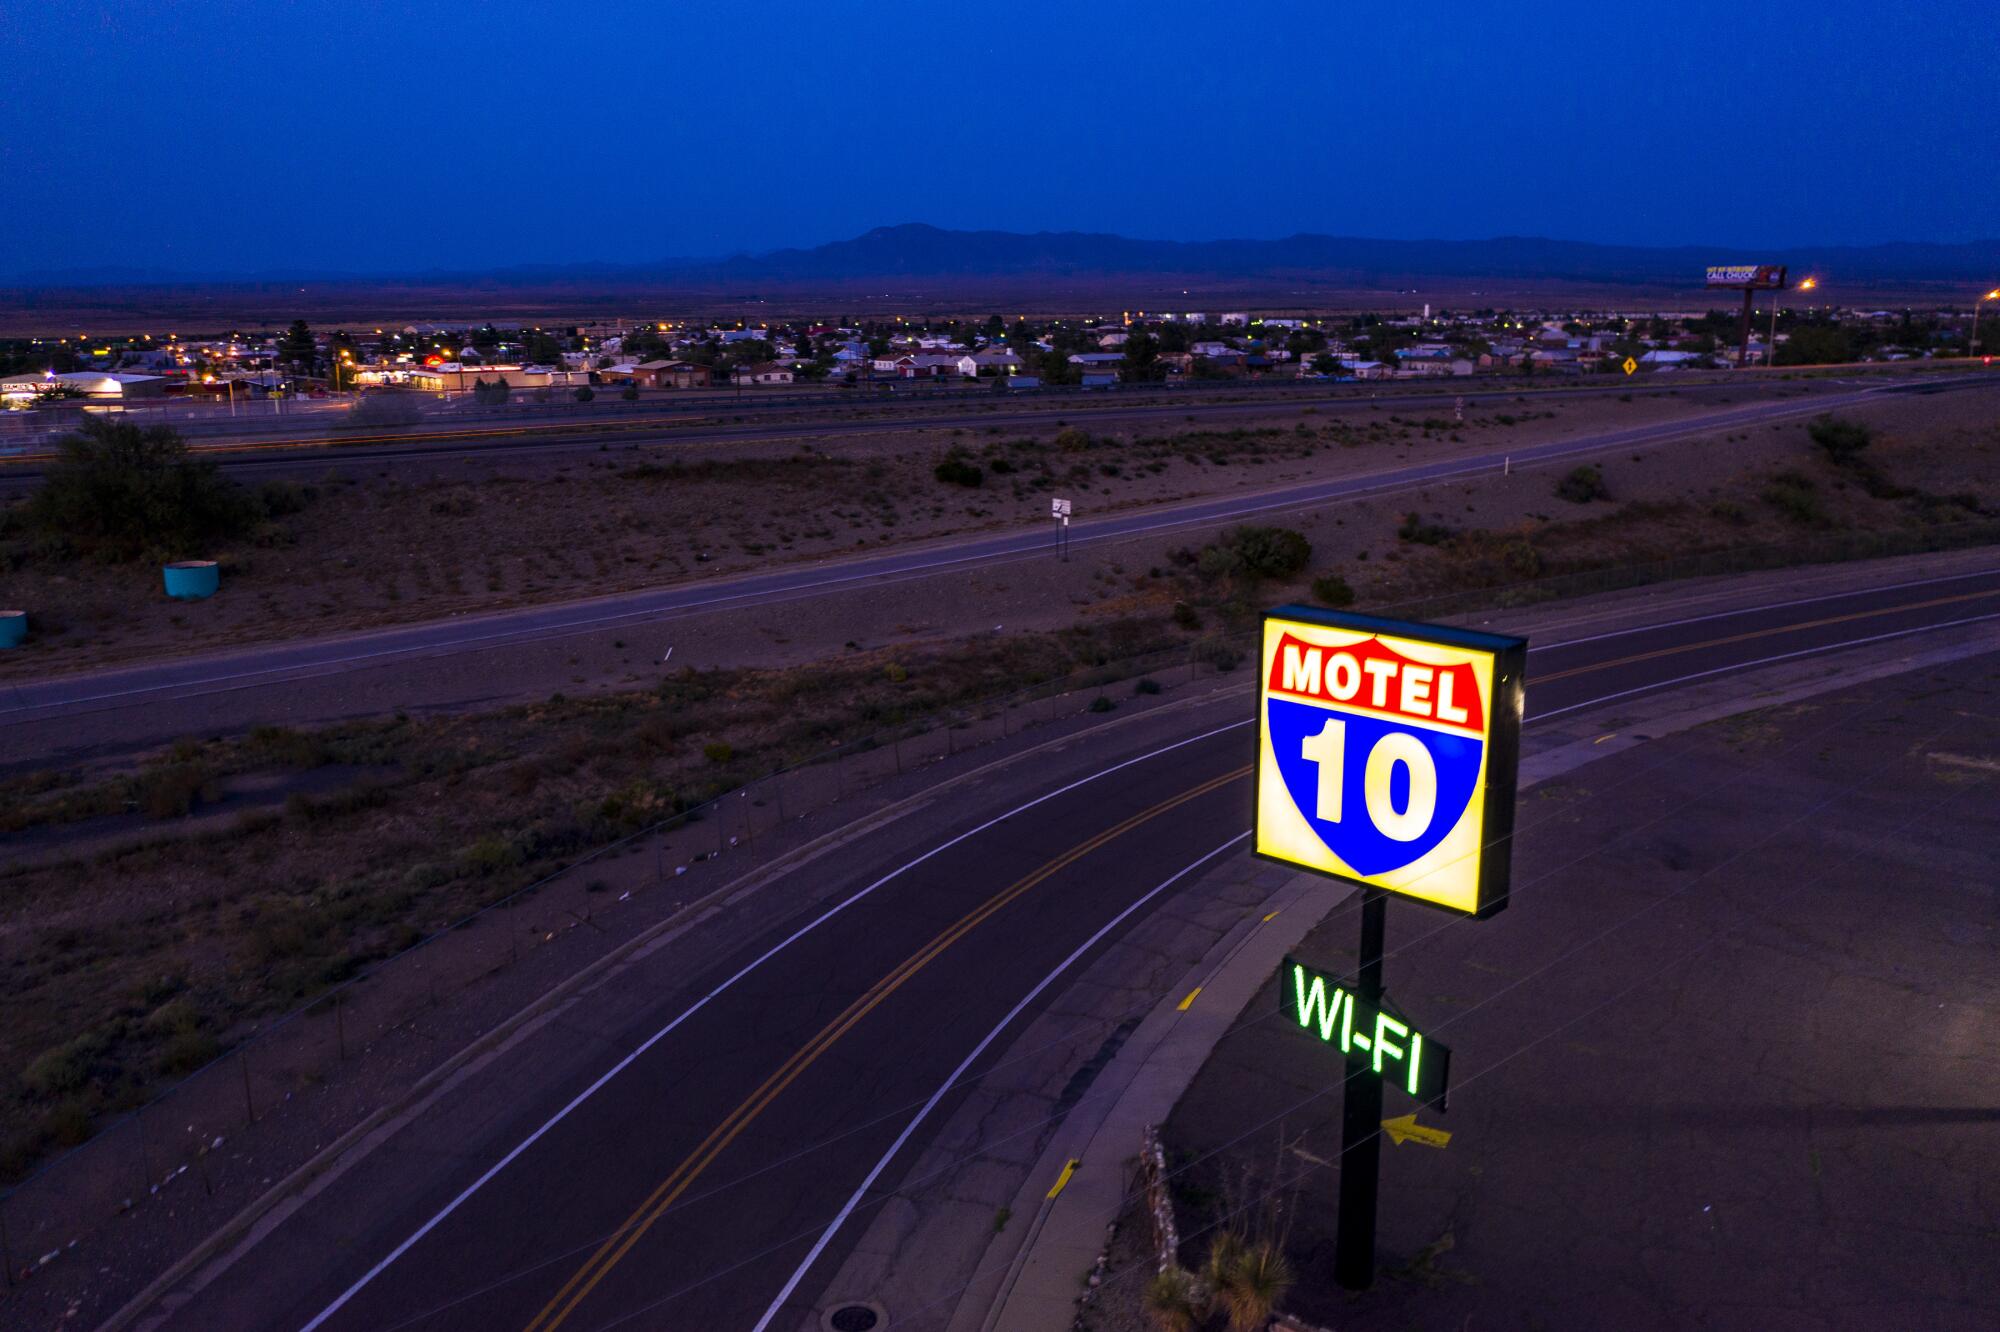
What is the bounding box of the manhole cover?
[826,1303,882,1332]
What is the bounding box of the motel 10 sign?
[1253,605,1527,1290]
[1254,606,1527,917]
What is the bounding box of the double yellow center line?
[523,764,1250,1331]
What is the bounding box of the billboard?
[1705,264,1788,290]
[1254,608,1526,917]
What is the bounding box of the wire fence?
[1,515,1994,1298]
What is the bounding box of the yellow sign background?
[1255,615,1501,914]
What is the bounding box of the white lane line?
[1527,566,2000,651]
[294,721,1248,1332]
[1532,611,2000,721]
[746,832,1252,1332]
[5,386,1900,719]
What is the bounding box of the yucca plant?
[1141,1267,1202,1332]
[1214,1238,1294,1332]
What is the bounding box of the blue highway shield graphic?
[1266,697,1483,877]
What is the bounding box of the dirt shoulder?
[0,383,1831,681]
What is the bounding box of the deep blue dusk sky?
[4,0,1994,275]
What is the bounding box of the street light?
[1769,276,1818,368]
[1971,288,2000,361]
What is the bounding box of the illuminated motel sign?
[1254,607,1526,918]
[1253,606,1527,1289]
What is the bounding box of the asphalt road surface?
[133,564,2000,1332]
[0,369,1955,486]
[9,375,1981,769]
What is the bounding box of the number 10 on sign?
[1253,607,1526,917]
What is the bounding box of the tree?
[1122,329,1162,382]
[281,319,317,374]
[26,418,255,562]
[1774,324,1853,367]
[1806,415,1872,463]
[525,331,566,366]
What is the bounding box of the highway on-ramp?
[128,561,2000,1332]
[8,375,1977,766]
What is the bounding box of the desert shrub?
[138,763,215,819]
[22,1033,106,1099]
[620,385,640,401]
[257,480,316,518]
[573,386,594,402]
[346,392,423,428]
[460,836,523,875]
[1709,499,1750,525]
[1806,415,1872,464]
[156,1030,220,1076]
[25,418,256,562]
[1310,573,1356,607]
[1087,695,1116,713]
[1211,1236,1294,1332]
[934,455,983,488]
[1143,1267,1202,1332]
[1397,512,1453,545]
[1055,427,1092,452]
[1762,470,1825,524]
[1555,464,1609,503]
[1200,525,1311,581]
[702,741,734,764]
[1134,677,1163,695]
[1192,637,1241,672]
[1171,601,1202,630]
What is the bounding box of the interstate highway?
[4,375,1977,768]
[0,369,1966,484]
[127,559,2000,1331]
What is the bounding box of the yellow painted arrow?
[1382,1114,1451,1149]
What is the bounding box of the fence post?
[336,993,347,1061]
[136,1103,153,1195]
[240,1050,255,1126]
[1,1192,14,1288]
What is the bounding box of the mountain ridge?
[9,224,1998,288]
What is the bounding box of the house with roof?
[632,360,711,389]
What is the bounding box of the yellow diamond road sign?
[1622,356,1638,375]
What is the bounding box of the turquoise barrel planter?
[163,560,220,600]
[0,611,24,648]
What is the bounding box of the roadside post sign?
[1622,356,1638,375]
[1254,605,1525,1290]
[1051,497,1072,561]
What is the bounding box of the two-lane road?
[134,560,2000,1332]
[11,375,1977,769]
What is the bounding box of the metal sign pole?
[1335,886,1388,1290]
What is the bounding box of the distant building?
[0,371,170,400]
[632,360,711,389]
[734,362,795,386]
